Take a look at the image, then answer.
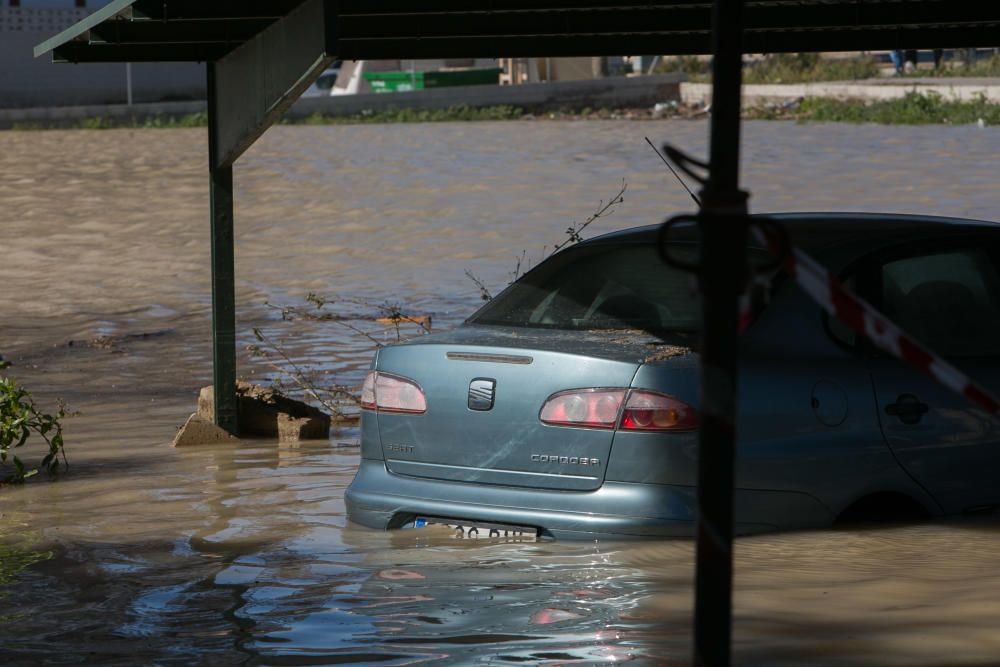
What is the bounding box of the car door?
[865,240,1000,514]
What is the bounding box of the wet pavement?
[1,120,999,665]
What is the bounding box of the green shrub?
[0,356,67,485]
[659,52,880,84]
[790,91,1000,125]
[654,55,712,82]
[744,53,880,84]
[138,112,207,128]
[77,116,114,130]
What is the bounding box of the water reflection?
[3,425,999,664]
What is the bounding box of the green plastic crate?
[363,68,503,93]
[363,71,425,93]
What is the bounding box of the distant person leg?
[890,50,904,75]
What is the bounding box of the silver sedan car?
[346,213,1000,539]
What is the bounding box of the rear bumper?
[345,458,783,539]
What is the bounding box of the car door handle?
[885,394,930,425]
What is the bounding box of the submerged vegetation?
[0,356,68,485]
[0,542,52,621]
[747,91,1000,125]
[0,543,50,591]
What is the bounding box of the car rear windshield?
[469,243,707,333]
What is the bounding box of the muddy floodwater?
[2,121,1000,665]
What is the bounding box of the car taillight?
[539,388,697,431]
[619,390,697,431]
[539,389,627,429]
[540,388,627,429]
[360,372,376,410]
[359,371,427,414]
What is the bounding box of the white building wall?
[1,4,206,109]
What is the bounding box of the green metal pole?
[207,62,239,435]
[694,1,746,665]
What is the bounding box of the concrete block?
[198,381,331,442]
[172,413,240,447]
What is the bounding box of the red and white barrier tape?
[749,224,1000,415]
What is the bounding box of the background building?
[1,0,205,108]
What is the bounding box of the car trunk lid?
[373,326,673,491]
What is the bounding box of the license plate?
[413,517,538,541]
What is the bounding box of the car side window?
[878,247,1000,358]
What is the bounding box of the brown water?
[1,121,999,665]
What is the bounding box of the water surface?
[1,121,999,665]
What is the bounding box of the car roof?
[581,212,1000,266]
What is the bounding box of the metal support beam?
[694,0,747,666]
[208,62,239,435]
[210,0,332,169]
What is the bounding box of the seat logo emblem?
[468,378,496,411]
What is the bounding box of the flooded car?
[346,213,1000,539]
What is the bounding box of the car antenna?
[644,136,701,208]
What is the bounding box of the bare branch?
[508,249,529,283]
[465,179,628,300]
[464,269,494,302]
[549,178,627,257]
[248,328,361,416]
